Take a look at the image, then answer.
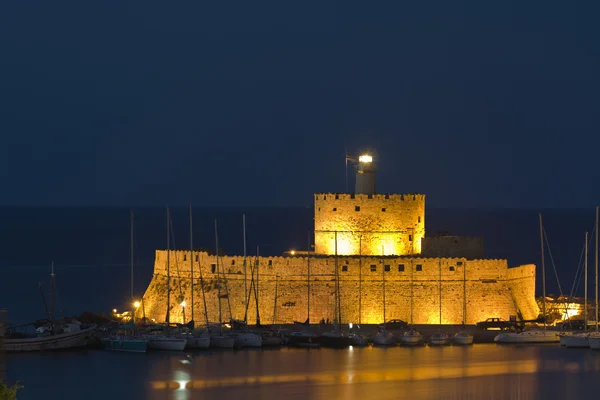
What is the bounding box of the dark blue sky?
[1,1,599,208]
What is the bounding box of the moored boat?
[101,336,148,353]
[429,332,451,346]
[560,332,589,348]
[318,330,352,348]
[349,333,369,346]
[209,334,235,348]
[181,333,211,349]
[588,332,600,350]
[494,329,560,344]
[399,328,422,346]
[4,323,97,352]
[287,331,320,348]
[146,336,187,351]
[371,328,396,346]
[231,332,262,348]
[453,330,474,345]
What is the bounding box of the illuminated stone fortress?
[138,154,540,325]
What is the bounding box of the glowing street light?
[181,300,187,307]
[134,301,140,308]
[358,155,372,163]
[112,309,117,313]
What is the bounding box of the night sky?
[1,1,599,208]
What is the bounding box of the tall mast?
[273,275,278,325]
[130,210,134,303]
[166,206,171,330]
[439,259,442,326]
[215,219,222,334]
[198,254,209,329]
[586,206,600,332]
[189,204,194,325]
[307,231,311,324]
[256,246,260,325]
[334,231,340,325]
[358,235,362,325]
[463,260,467,325]
[243,214,247,318]
[50,261,55,322]
[382,245,386,329]
[539,213,546,330]
[410,260,413,325]
[585,231,589,331]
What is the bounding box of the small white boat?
[588,332,600,350]
[494,329,560,344]
[147,336,187,351]
[371,328,396,346]
[429,332,451,346]
[231,332,262,348]
[399,328,422,346]
[453,330,474,345]
[560,332,589,348]
[209,334,235,348]
[3,323,97,352]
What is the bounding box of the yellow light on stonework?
[134,301,141,308]
[561,303,581,320]
[358,155,372,163]
[335,237,352,255]
[181,301,187,307]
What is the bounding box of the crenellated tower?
[314,154,425,256]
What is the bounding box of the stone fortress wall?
[314,193,425,256]
[138,250,540,326]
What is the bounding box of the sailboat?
[429,260,451,346]
[288,232,320,348]
[209,220,236,349]
[561,230,591,348]
[453,260,474,345]
[146,207,187,351]
[494,214,560,344]
[371,245,397,346]
[587,206,600,350]
[400,260,422,345]
[318,232,352,348]
[176,205,210,349]
[102,211,148,353]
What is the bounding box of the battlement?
[314,193,425,202]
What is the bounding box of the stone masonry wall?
[313,193,425,256]
[137,251,539,325]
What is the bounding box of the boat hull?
[185,336,211,349]
[3,325,97,352]
[209,335,235,348]
[453,335,474,345]
[589,335,600,350]
[318,335,352,348]
[147,337,187,351]
[560,333,589,348]
[261,335,282,347]
[232,332,262,348]
[101,338,148,353]
[399,333,422,345]
[494,330,560,344]
[371,332,397,346]
[429,334,451,346]
[287,332,320,348]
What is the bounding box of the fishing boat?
[101,335,148,353]
[349,332,369,346]
[4,321,97,352]
[495,214,560,344]
[287,330,320,348]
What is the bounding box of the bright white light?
[358,155,372,163]
[181,301,187,307]
[112,309,117,313]
[349,323,353,329]
[177,380,189,390]
[290,250,295,255]
[134,301,140,308]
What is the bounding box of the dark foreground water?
[4,344,600,399]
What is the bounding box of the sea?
[1,206,599,399]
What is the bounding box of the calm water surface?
[5,344,600,399]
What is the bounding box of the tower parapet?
[314,193,425,256]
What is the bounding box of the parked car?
[476,317,512,330]
[378,319,408,330]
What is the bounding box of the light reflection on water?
[6,345,600,400]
